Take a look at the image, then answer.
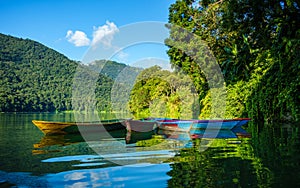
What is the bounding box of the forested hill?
[0,33,126,112]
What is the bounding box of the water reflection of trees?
[166,138,273,187]
[252,126,300,187]
[166,126,300,187]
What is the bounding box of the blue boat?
[235,118,251,127]
[157,120,194,132]
[157,118,250,132]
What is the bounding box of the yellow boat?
[32,119,126,135]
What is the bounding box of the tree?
[128,66,199,119]
[166,0,300,122]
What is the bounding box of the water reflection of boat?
[33,130,127,150]
[125,131,156,144]
[231,126,252,138]
[33,127,251,149]
[158,128,251,141]
[33,129,158,152]
[32,119,126,135]
[130,128,251,150]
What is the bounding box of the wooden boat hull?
[124,119,158,133]
[158,118,250,132]
[32,120,126,135]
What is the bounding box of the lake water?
[0,113,299,187]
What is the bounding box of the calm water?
[0,113,299,187]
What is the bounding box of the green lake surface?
[0,113,299,187]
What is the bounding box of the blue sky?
[0,0,175,65]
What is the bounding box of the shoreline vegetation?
[1,0,299,125]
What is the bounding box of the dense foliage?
[0,34,131,112]
[128,66,199,119]
[165,0,300,123]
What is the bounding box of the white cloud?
[66,21,119,49]
[66,30,90,47]
[91,21,119,48]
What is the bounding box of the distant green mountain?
[87,59,143,113]
[0,33,133,112]
[88,60,129,80]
